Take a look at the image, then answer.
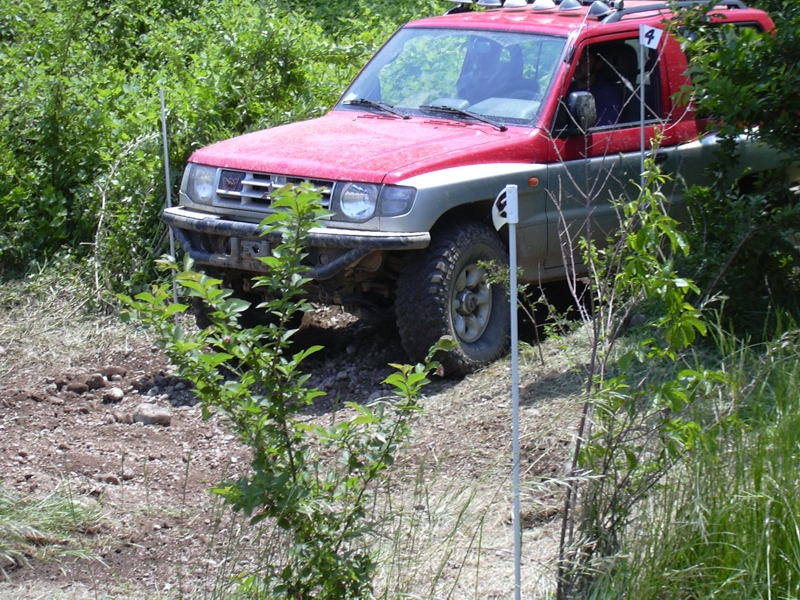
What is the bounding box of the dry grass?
[0,269,150,387]
[368,340,585,599]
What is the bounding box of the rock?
[66,381,89,395]
[169,389,199,408]
[133,403,171,426]
[85,374,106,390]
[11,390,30,403]
[95,473,121,485]
[102,387,125,404]
[112,410,133,424]
[121,468,135,481]
[100,366,127,378]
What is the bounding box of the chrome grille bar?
[216,169,333,210]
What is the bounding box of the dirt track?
[0,296,580,598]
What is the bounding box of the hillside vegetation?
[0,0,437,292]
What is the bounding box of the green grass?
[584,328,800,599]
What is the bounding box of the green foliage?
[120,185,451,598]
[678,0,800,160]
[585,328,800,599]
[558,146,722,598]
[674,1,800,335]
[0,0,437,291]
[681,140,800,338]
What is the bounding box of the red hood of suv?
[189,109,537,184]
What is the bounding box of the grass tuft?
[0,483,104,573]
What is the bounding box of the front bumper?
[162,207,431,280]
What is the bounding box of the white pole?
[638,25,663,186]
[159,88,179,308]
[490,184,522,597]
[639,41,646,189]
[506,185,521,600]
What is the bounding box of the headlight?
[183,164,217,205]
[339,183,379,221]
[333,183,416,222]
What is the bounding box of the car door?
[543,35,668,273]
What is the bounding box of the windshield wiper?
[343,98,410,119]
[420,104,507,132]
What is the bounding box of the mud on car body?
[164,0,789,377]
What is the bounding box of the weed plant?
[584,327,800,599]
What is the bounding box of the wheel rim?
[451,262,493,343]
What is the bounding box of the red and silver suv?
[164,0,784,376]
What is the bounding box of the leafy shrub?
[0,0,438,292]
[121,185,450,597]
[675,1,800,336]
[557,151,716,598]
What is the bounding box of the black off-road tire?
[396,220,510,378]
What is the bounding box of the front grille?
[216,169,333,210]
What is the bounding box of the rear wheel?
[396,220,510,377]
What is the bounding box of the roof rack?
[602,0,747,23]
[444,0,610,13]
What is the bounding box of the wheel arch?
[430,198,509,247]
[395,161,548,238]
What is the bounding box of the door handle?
[646,151,668,164]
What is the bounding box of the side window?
[560,38,662,130]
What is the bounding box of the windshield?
[338,27,566,127]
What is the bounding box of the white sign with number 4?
[640,24,663,50]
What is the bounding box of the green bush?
[676,1,800,336]
[121,185,451,597]
[0,0,438,292]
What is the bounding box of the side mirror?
[568,92,597,132]
[553,91,598,137]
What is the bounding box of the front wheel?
[396,220,510,378]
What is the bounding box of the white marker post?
[638,24,663,186]
[492,184,521,600]
[159,88,179,309]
